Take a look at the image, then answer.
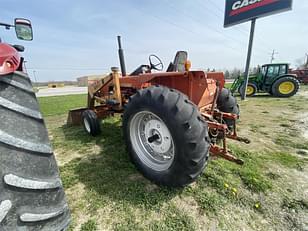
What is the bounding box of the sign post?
[242,18,256,100]
[224,0,293,100]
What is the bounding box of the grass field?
[39,86,308,231]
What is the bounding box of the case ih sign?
[224,0,293,27]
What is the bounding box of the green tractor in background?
[230,63,300,97]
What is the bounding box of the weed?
[80,219,97,231]
[193,190,225,214]
[149,205,197,231]
[113,215,143,231]
[237,166,272,192]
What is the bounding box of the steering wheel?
[149,54,163,71]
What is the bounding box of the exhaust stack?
[117,36,126,76]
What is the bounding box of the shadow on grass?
[59,118,180,211]
[233,92,276,98]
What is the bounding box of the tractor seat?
[166,51,188,72]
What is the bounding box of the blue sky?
[1,0,307,82]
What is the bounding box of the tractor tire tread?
[272,76,300,97]
[0,72,70,231]
[123,85,210,187]
[82,110,101,136]
[217,88,239,127]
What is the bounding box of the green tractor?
[230,63,300,97]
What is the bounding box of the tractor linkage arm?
[201,84,250,165]
[202,111,250,165]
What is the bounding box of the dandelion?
[224,183,229,188]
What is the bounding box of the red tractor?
[68,36,249,187]
[0,19,70,230]
[290,68,308,84]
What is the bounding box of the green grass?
[224,82,233,89]
[275,136,308,150]
[150,205,197,231]
[80,219,97,231]
[268,152,306,169]
[39,92,308,230]
[38,94,87,117]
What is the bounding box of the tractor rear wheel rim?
[130,111,174,171]
[279,81,295,94]
[83,118,91,133]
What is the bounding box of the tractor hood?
[0,42,21,75]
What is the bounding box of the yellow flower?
[224,183,229,188]
[232,188,237,193]
[255,203,260,208]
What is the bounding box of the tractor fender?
[0,43,21,75]
[248,81,259,89]
[272,74,297,84]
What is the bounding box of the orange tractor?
[68,36,249,187]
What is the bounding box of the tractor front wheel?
[239,82,257,97]
[271,77,299,97]
[123,86,210,187]
[82,110,101,136]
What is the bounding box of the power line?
[200,0,273,53]
[132,3,244,55]
[27,67,110,71]
[164,0,268,58]
[165,0,244,44]
[184,0,269,54]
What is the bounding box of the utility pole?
[33,70,38,88]
[305,53,308,68]
[269,49,278,63]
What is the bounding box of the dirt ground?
[44,86,308,231]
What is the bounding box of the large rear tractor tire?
[0,72,70,230]
[271,76,300,97]
[217,88,239,129]
[123,86,210,187]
